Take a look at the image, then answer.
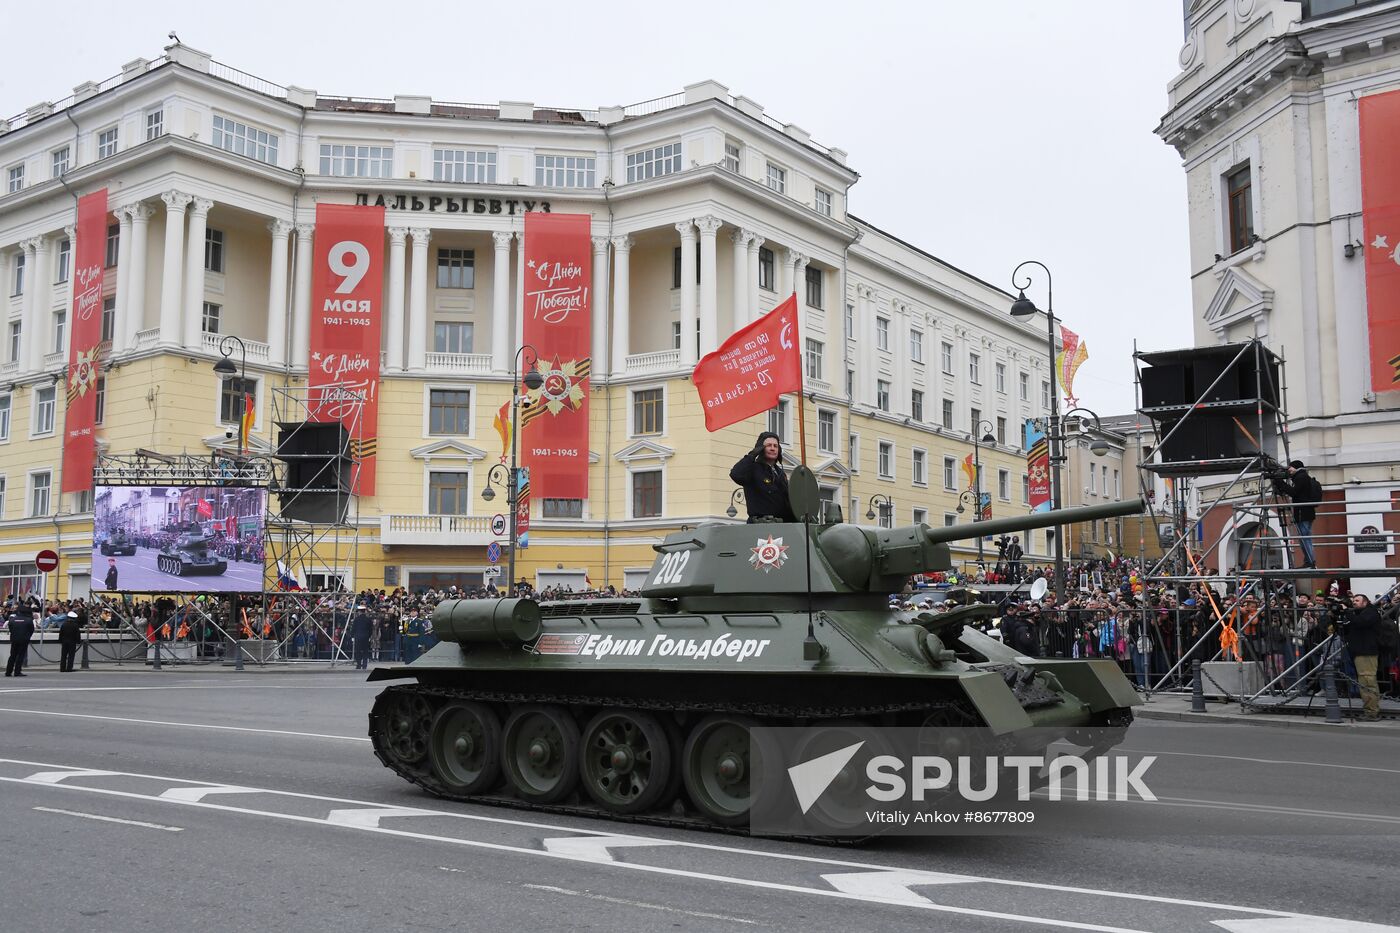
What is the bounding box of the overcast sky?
[2,0,1191,417]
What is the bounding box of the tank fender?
[1026,659,1143,711]
[958,672,1034,734]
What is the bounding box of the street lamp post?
[865,493,893,527]
[482,345,544,594]
[956,420,998,564]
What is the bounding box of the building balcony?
[380,513,495,547]
[425,352,492,375]
[626,348,680,375]
[133,328,159,351]
[42,350,66,370]
[0,359,16,376]
[201,332,269,362]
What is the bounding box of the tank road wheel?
[429,702,502,796]
[791,721,892,833]
[371,690,433,767]
[579,710,675,814]
[502,704,580,804]
[682,714,758,828]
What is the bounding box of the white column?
[696,216,720,356]
[19,239,43,371]
[123,204,153,348]
[515,231,526,358]
[61,225,76,353]
[181,197,212,350]
[730,229,751,329]
[676,221,697,366]
[780,248,796,300]
[491,231,512,373]
[591,235,610,378]
[114,208,132,343]
[890,301,906,416]
[385,227,408,371]
[793,254,809,373]
[265,219,293,365]
[610,235,633,374]
[157,190,191,347]
[291,223,314,366]
[407,227,431,370]
[862,286,880,405]
[748,235,765,321]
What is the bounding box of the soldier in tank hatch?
[729,431,797,523]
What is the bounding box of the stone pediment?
[808,456,852,481]
[410,439,488,462]
[614,439,675,464]
[1203,266,1272,336]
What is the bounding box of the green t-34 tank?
[368,482,1145,831]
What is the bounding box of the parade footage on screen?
[92,485,267,593]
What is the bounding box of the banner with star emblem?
[1360,89,1400,393]
[61,188,108,494]
[308,203,385,495]
[521,212,592,498]
[1025,419,1051,513]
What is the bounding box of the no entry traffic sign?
[35,549,59,573]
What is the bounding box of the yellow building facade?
[0,44,1059,600]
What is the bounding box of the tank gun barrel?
[922,498,1145,545]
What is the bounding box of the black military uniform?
[5,604,36,677]
[350,605,374,670]
[58,611,82,673]
[729,431,796,522]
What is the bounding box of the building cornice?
[1156,39,1313,154]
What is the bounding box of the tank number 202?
[652,550,691,585]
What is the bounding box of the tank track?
[368,683,979,843]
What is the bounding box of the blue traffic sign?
[487,541,502,564]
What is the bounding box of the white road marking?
[159,784,257,803]
[542,834,682,863]
[325,807,435,828]
[0,707,371,742]
[521,882,759,925]
[0,756,1371,930]
[1119,747,1400,776]
[821,869,979,906]
[34,806,182,832]
[1214,919,1400,932]
[25,769,117,784]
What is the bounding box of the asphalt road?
[1,670,1396,933]
[93,544,265,593]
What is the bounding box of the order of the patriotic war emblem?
[749,535,789,573]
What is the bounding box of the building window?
[805,339,823,381]
[632,388,664,435]
[535,153,596,188]
[1041,380,1051,410]
[944,513,957,528]
[1102,464,1110,497]
[844,303,854,340]
[878,504,894,529]
[1114,469,1121,498]
[814,187,833,217]
[205,229,225,273]
[145,108,164,140]
[669,320,699,356]
[428,471,472,516]
[320,143,393,178]
[818,409,836,453]
[428,388,472,435]
[970,407,981,434]
[875,317,889,351]
[105,224,119,269]
[845,368,854,398]
[912,508,927,525]
[0,477,5,518]
[941,398,953,430]
[219,376,257,425]
[767,399,789,442]
[1019,371,1029,401]
[912,448,926,485]
[433,321,474,354]
[94,376,106,425]
[909,329,924,364]
[201,302,221,335]
[1089,464,1097,495]
[805,265,823,309]
[7,322,19,362]
[542,498,584,519]
[941,341,953,375]
[671,244,701,289]
[722,140,741,173]
[52,311,65,354]
[998,469,1010,500]
[943,457,956,491]
[29,471,51,517]
[878,442,893,479]
[996,417,1007,445]
[0,392,9,440]
[6,164,23,194]
[55,238,70,283]
[631,470,662,518]
[876,380,890,412]
[758,247,774,291]
[848,433,859,470]
[436,248,475,289]
[625,141,682,183]
[97,126,119,159]
[51,147,70,178]
[969,352,981,385]
[1023,473,1030,504]
[995,362,1006,394]
[34,386,56,435]
[212,114,279,164]
[765,163,786,194]
[911,389,924,422]
[1226,163,1254,254]
[433,148,496,183]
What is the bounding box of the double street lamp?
[955,420,998,564]
[481,345,544,594]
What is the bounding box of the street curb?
[1135,706,1400,734]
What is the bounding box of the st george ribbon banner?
[1025,419,1051,513]
[1359,88,1400,392]
[521,212,591,499]
[308,203,385,495]
[61,188,109,493]
[692,294,802,432]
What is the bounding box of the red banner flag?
[196,498,213,519]
[1360,89,1400,393]
[1025,420,1051,513]
[61,188,108,493]
[308,204,385,494]
[521,213,591,498]
[693,294,801,432]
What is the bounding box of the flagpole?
[793,293,807,467]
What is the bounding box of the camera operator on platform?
[730,431,796,523]
[1272,460,1323,569]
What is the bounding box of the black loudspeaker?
[1141,364,1189,408]
[278,491,349,524]
[276,422,348,457]
[1190,356,1236,404]
[275,421,353,523]
[1156,414,1277,463]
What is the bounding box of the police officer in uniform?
[58,610,82,673]
[350,603,374,670]
[5,601,36,677]
[729,431,796,523]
